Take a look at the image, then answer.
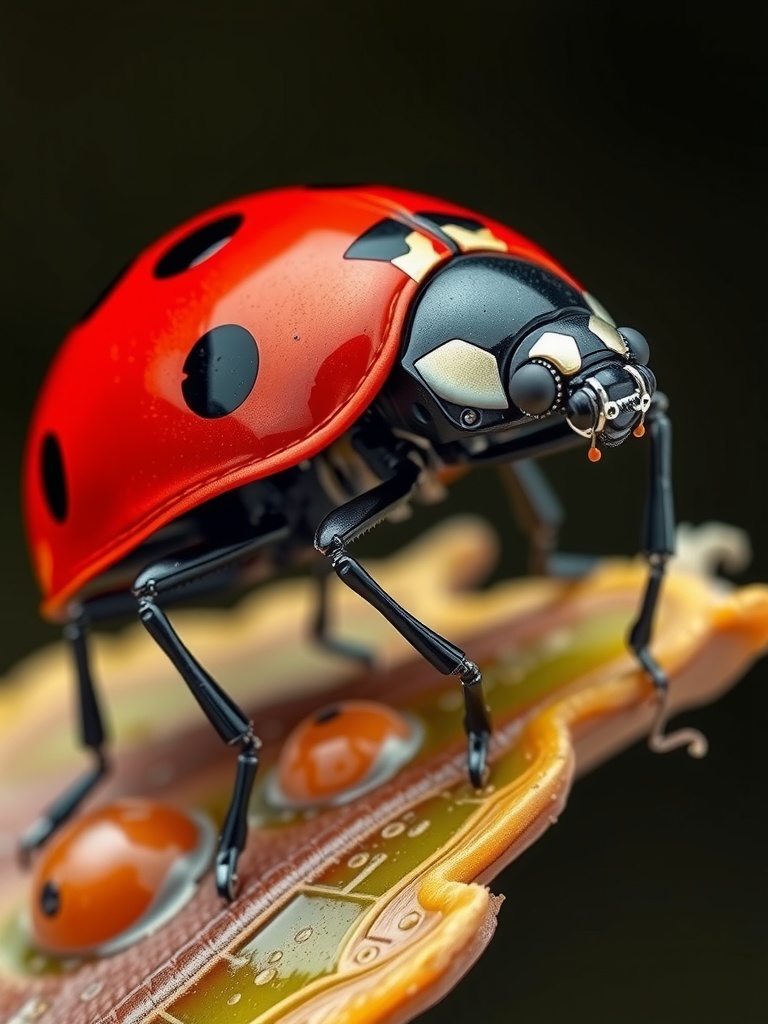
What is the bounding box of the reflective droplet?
[398,912,421,931]
[227,993,242,1005]
[355,946,379,964]
[381,822,405,839]
[295,927,313,943]
[347,852,369,869]
[80,982,103,1002]
[268,949,284,964]
[254,968,277,986]
[406,820,430,838]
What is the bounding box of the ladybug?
[21,185,705,900]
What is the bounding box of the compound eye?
[30,800,214,956]
[508,361,560,416]
[618,327,650,365]
[270,701,423,810]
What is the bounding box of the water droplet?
[347,852,368,869]
[398,911,421,930]
[254,967,277,986]
[406,820,430,838]
[15,998,50,1021]
[381,822,405,839]
[295,927,313,943]
[355,946,378,964]
[80,982,102,1002]
[268,949,283,964]
[227,993,242,1005]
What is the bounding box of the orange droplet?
[633,424,646,438]
[30,799,204,955]
[276,700,419,806]
[587,447,602,462]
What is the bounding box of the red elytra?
[24,185,579,620]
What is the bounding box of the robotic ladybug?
[22,185,704,899]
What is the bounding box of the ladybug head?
[506,312,655,451]
[380,253,654,452]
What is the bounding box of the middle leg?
[315,450,492,787]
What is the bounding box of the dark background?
[0,2,765,1022]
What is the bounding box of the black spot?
[40,880,60,916]
[181,324,259,418]
[315,706,341,724]
[416,211,486,232]
[344,219,413,262]
[41,433,68,522]
[154,214,243,279]
[79,260,133,322]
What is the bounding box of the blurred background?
[0,2,765,1021]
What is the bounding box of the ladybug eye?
[268,700,423,810]
[29,799,215,956]
[618,327,650,365]
[508,361,561,416]
[154,213,243,278]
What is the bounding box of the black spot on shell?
[315,706,341,724]
[154,214,243,278]
[41,433,68,522]
[344,219,413,262]
[182,324,259,418]
[40,880,60,916]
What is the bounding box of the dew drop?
[80,982,103,1002]
[406,820,430,838]
[398,911,421,931]
[254,968,277,986]
[355,946,378,964]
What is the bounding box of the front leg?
[315,447,492,788]
[629,394,707,757]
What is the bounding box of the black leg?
[628,395,707,757]
[315,450,492,788]
[132,524,290,900]
[503,459,564,575]
[311,559,374,666]
[502,459,600,578]
[129,519,288,898]
[136,597,259,900]
[19,619,109,862]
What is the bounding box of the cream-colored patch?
[391,232,444,281]
[528,332,582,374]
[440,224,508,253]
[415,339,508,409]
[588,316,627,355]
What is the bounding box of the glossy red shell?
[24,185,580,619]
